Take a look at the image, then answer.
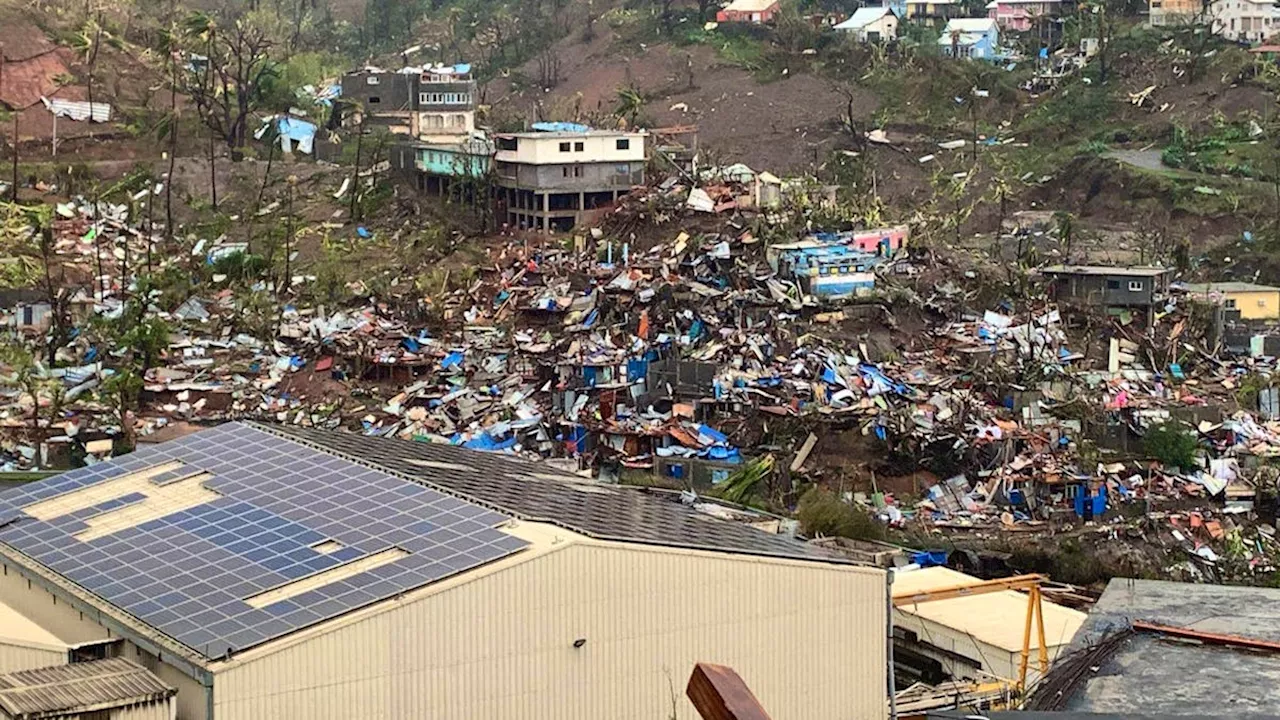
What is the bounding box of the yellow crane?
[892,573,1049,693]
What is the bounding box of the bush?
[797,487,885,541]
[1142,422,1199,470]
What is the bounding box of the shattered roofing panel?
[0,52,70,111]
[0,657,174,717]
[0,422,527,659]
[260,423,841,562]
[0,19,61,62]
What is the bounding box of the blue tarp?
[695,424,728,444]
[531,121,591,133]
[461,433,518,452]
[441,351,465,370]
[257,115,318,154]
[911,550,948,567]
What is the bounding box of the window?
[573,166,583,177]
[1128,280,1144,292]
[574,141,584,151]
[616,138,630,150]
[1226,298,1238,309]
[497,137,518,151]
[1105,279,1121,290]
[366,76,380,85]
[559,142,571,152]
[562,167,570,178]
[616,163,631,175]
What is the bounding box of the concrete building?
[1210,0,1280,42]
[985,0,1062,30]
[835,7,900,41]
[1148,0,1201,26]
[0,658,176,720]
[340,64,477,142]
[494,124,647,232]
[1041,265,1171,309]
[0,422,887,720]
[1181,281,1280,320]
[891,567,1085,686]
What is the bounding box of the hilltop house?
[1040,265,1172,309]
[986,0,1063,30]
[939,18,1000,59]
[1181,282,1280,321]
[907,0,959,18]
[716,0,781,23]
[1148,0,1200,25]
[1211,0,1280,42]
[834,7,900,41]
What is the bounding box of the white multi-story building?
[1149,0,1280,42]
[494,124,648,231]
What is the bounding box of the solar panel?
[0,423,529,659]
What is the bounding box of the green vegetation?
[1162,116,1273,181]
[1143,422,1199,470]
[797,486,885,541]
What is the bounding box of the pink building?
[986,0,1062,31]
[716,0,781,23]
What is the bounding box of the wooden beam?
[1133,620,1280,653]
[686,663,772,720]
[892,573,1046,606]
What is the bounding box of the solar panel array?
[0,423,528,659]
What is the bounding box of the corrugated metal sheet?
[41,97,112,123]
[0,657,175,718]
[213,534,886,720]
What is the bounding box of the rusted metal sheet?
[686,662,772,720]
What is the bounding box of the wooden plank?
[686,663,772,720]
[789,433,818,473]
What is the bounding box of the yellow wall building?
[0,422,889,720]
[1182,282,1280,320]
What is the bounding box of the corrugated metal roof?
[893,567,1086,652]
[262,423,842,562]
[0,658,174,718]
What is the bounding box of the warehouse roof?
[0,422,527,660]
[262,422,835,562]
[0,422,837,664]
[0,658,174,719]
[892,567,1086,652]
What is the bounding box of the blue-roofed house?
[939,17,1000,59]
[0,421,887,720]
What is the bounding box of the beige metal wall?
[0,639,63,674]
[108,699,176,720]
[893,613,1067,685]
[0,564,113,645]
[214,536,886,720]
